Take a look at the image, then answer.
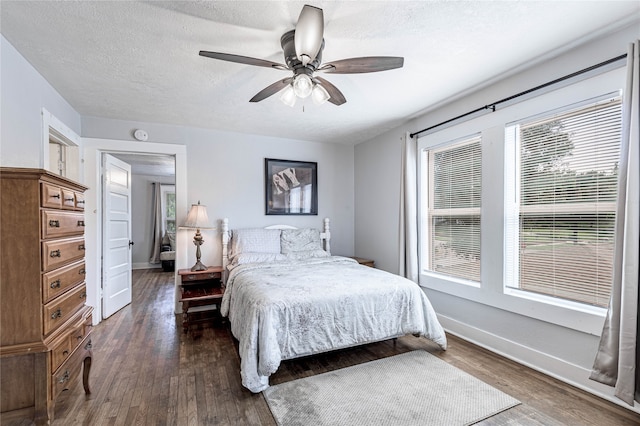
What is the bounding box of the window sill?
[419,272,606,335]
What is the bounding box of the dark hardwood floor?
[39,269,640,425]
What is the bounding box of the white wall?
[81,117,356,266]
[0,36,81,168]
[354,23,640,411]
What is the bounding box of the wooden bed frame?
[220,217,332,282]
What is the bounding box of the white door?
[102,154,133,318]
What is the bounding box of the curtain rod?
[409,53,628,139]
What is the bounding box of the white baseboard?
[437,314,640,415]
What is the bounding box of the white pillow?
[280,228,322,253]
[230,228,281,257]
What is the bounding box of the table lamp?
[182,201,213,271]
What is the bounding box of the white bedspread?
[221,256,447,392]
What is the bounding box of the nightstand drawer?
[43,283,87,335]
[41,237,85,272]
[181,270,221,282]
[42,261,86,303]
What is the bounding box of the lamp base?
[190,260,208,272]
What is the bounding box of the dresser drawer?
[75,191,85,211]
[41,182,63,208]
[42,260,85,304]
[51,316,92,372]
[51,335,72,373]
[43,283,87,335]
[69,316,92,350]
[61,188,76,210]
[42,210,85,239]
[41,237,85,272]
[52,335,92,399]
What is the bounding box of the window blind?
[427,136,482,282]
[505,96,622,307]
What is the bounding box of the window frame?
[160,184,176,235]
[504,94,621,309]
[422,134,482,284]
[416,65,625,335]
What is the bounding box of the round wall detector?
[133,129,148,141]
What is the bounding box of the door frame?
[83,138,187,325]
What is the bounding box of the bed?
[219,218,447,393]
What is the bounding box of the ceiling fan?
[199,4,404,107]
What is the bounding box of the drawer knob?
[63,350,69,356]
[77,220,85,227]
[50,249,61,258]
[78,244,85,251]
[58,371,70,384]
[79,268,86,275]
[65,197,74,202]
[77,200,85,205]
[80,291,87,299]
[51,308,62,319]
[49,219,60,228]
[50,279,61,289]
[85,340,93,350]
[77,334,84,340]
[51,194,61,199]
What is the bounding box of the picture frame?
[265,158,318,215]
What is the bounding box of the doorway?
[83,138,187,325]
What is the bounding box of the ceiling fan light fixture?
[292,74,313,98]
[279,84,297,107]
[294,5,324,66]
[311,83,330,105]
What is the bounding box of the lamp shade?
[279,84,297,107]
[311,83,330,105]
[292,74,313,98]
[182,201,211,229]
[294,5,324,67]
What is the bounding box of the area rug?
[263,350,520,426]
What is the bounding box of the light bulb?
[279,84,296,107]
[311,83,330,105]
[292,74,313,98]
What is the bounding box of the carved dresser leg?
[83,354,92,394]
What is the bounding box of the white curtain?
[399,131,419,282]
[149,182,163,264]
[590,40,640,406]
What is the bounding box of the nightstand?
[350,257,375,267]
[178,266,224,335]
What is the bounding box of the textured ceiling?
[2,1,639,145]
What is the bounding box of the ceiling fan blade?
[249,78,293,103]
[294,5,324,66]
[199,51,288,70]
[318,57,404,74]
[314,76,346,106]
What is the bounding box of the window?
[160,184,176,234]
[423,135,482,282]
[43,108,80,181]
[505,96,622,308]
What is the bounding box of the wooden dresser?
[0,168,93,425]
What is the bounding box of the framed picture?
[265,158,318,215]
